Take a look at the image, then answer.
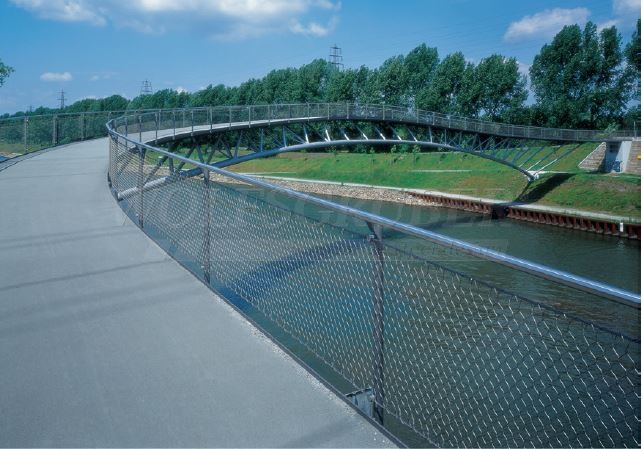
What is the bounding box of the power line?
[58,89,66,110]
[140,79,153,95]
[329,44,344,70]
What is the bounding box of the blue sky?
[0,0,640,114]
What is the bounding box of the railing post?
[367,222,385,425]
[80,113,85,140]
[125,116,128,137]
[249,106,252,127]
[23,117,28,153]
[52,115,58,146]
[137,144,145,228]
[201,167,211,284]
[327,103,330,119]
[209,107,213,133]
[306,103,310,120]
[191,110,194,135]
[138,114,142,142]
[172,111,176,138]
[382,104,385,120]
[347,101,350,119]
[229,106,233,128]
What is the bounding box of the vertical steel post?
[229,106,233,128]
[209,107,213,133]
[172,111,176,138]
[347,102,350,119]
[191,110,194,135]
[23,117,28,153]
[138,114,142,142]
[368,222,385,425]
[111,135,119,192]
[249,106,252,127]
[125,116,128,137]
[137,145,145,228]
[52,115,58,146]
[155,110,159,143]
[201,167,211,284]
[80,113,85,140]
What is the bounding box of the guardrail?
[1,103,638,159]
[106,108,640,447]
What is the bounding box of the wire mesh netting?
[0,111,122,157]
[109,133,640,448]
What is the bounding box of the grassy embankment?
[223,143,640,219]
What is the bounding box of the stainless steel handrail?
[5,102,638,141]
[107,113,641,308]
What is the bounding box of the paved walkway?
[0,139,392,447]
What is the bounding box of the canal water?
[315,194,641,294]
[124,177,640,448]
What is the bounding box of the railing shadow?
[513,173,575,204]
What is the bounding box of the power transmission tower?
[328,44,344,70]
[140,79,153,95]
[58,89,66,110]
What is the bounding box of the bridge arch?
[123,104,625,182]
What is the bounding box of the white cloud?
[175,86,187,93]
[290,16,337,37]
[613,0,640,16]
[40,71,73,82]
[598,19,620,32]
[10,0,340,39]
[11,0,106,25]
[89,71,117,81]
[504,7,590,42]
[517,61,531,76]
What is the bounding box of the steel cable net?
[109,136,640,448]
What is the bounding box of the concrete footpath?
[0,139,392,447]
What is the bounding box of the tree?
[403,44,439,107]
[101,95,129,111]
[296,59,332,102]
[326,68,358,102]
[468,54,527,121]
[0,58,14,87]
[625,19,641,99]
[374,55,409,105]
[416,52,473,114]
[530,22,630,128]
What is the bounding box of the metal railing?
[119,104,637,142]
[0,108,173,157]
[1,103,638,160]
[105,109,640,447]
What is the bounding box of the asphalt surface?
[0,139,393,447]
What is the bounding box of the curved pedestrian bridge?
[0,104,640,447]
[0,139,392,447]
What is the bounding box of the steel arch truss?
[160,120,580,181]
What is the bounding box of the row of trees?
[2,20,640,130]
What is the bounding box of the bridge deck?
[0,139,391,447]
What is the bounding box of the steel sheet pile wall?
[108,124,640,447]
